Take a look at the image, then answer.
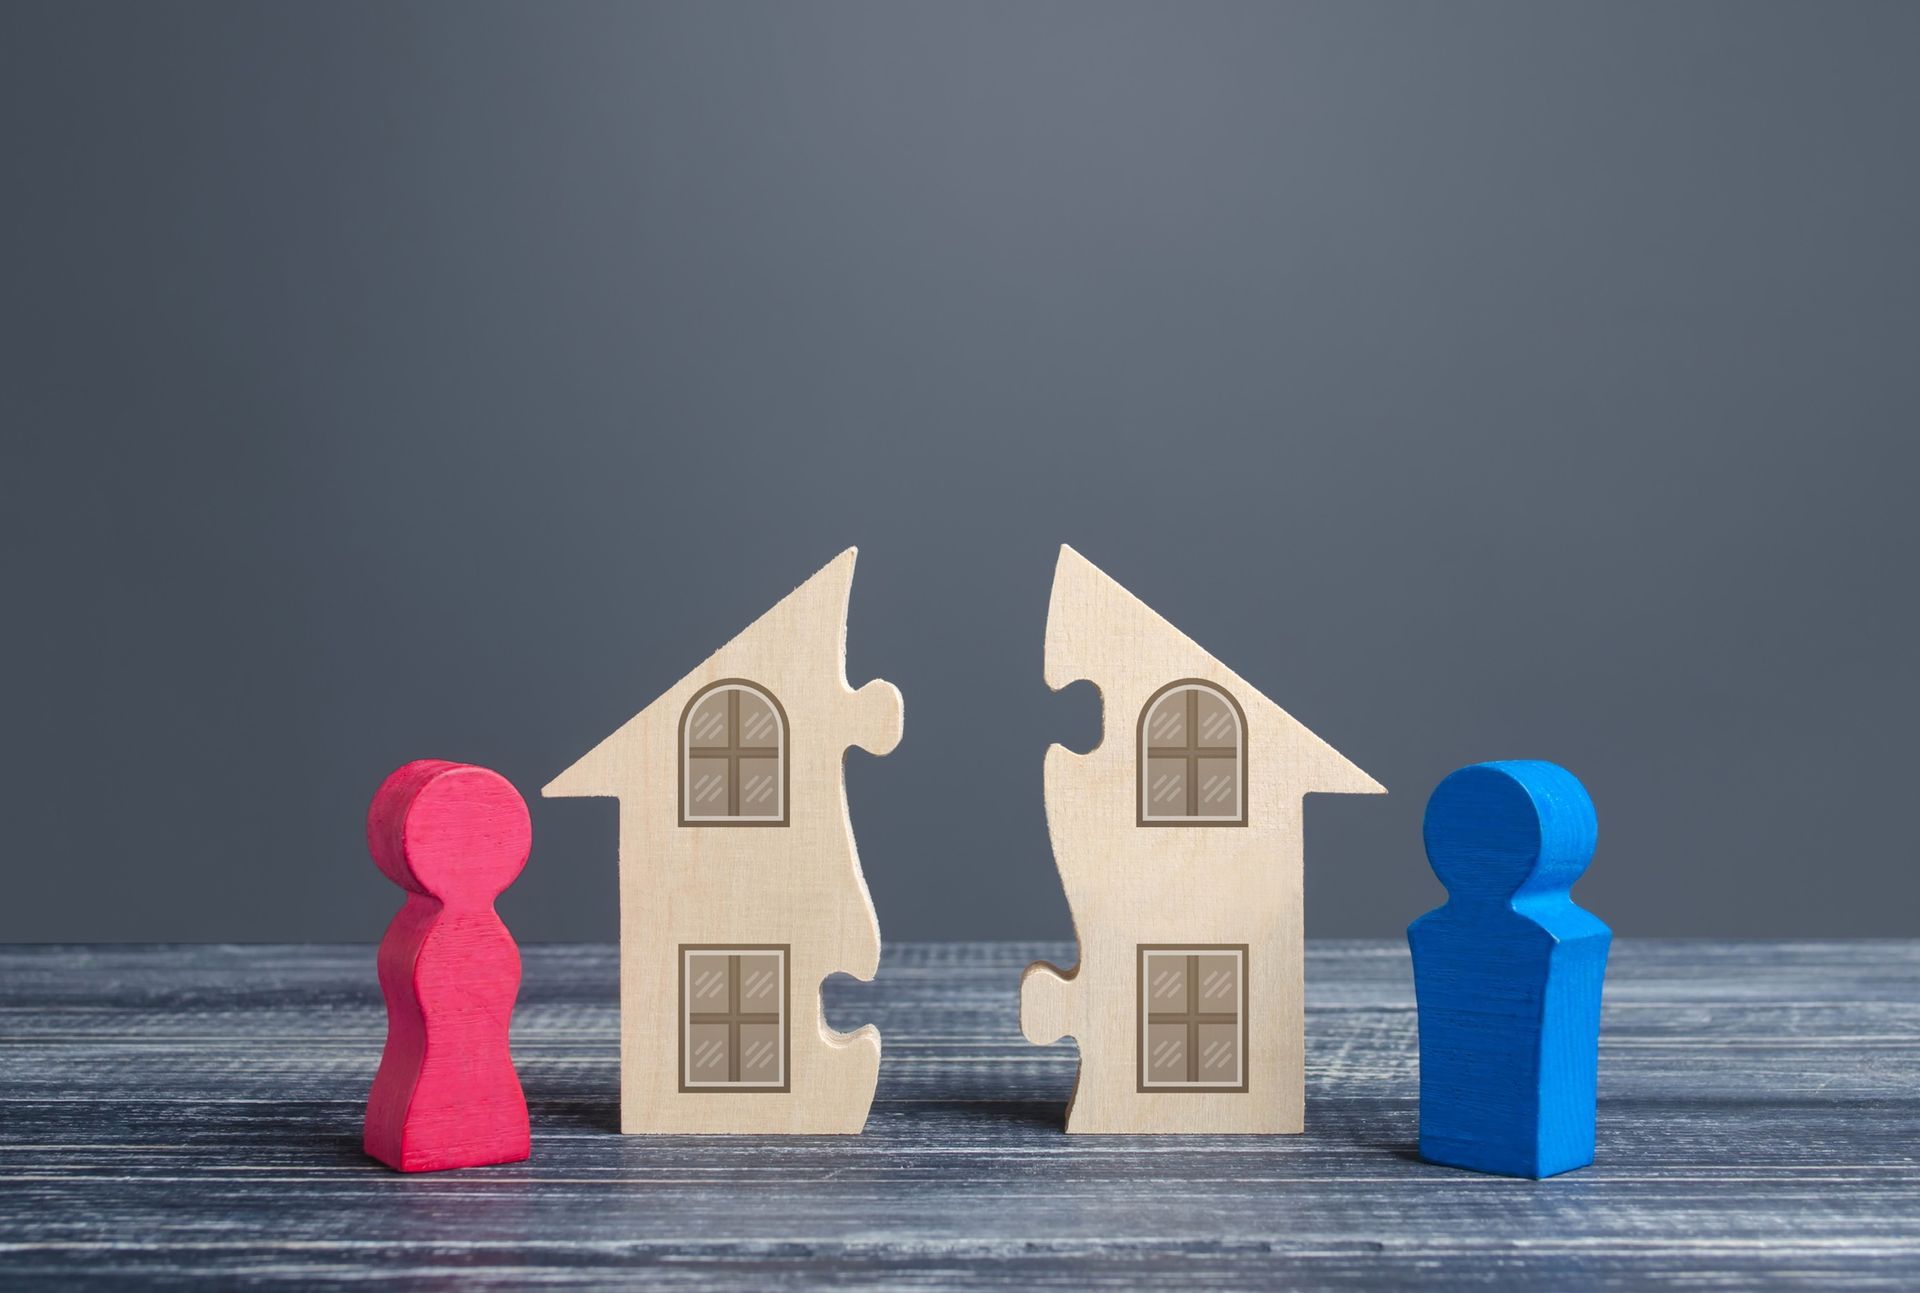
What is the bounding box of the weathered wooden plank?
[0,942,1914,1289]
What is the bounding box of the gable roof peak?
[1046,544,1384,797]
[542,548,861,800]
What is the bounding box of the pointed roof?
[543,547,861,801]
[1046,544,1383,797]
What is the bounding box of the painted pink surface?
[364,760,531,1173]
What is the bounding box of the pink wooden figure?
[364,759,532,1172]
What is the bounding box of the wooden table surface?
[1,941,1915,1289]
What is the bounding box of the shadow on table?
[909,1097,1067,1134]
[525,1092,620,1136]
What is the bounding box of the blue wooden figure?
[1408,760,1611,1178]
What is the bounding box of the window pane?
[687,1023,731,1083]
[1144,952,1188,1010]
[738,1023,781,1083]
[687,954,731,1010]
[1196,1022,1239,1082]
[738,954,781,1010]
[1194,689,1237,749]
[687,692,730,749]
[1144,757,1187,816]
[1145,1022,1188,1084]
[686,763,728,814]
[737,757,779,816]
[1196,763,1238,816]
[736,690,780,750]
[1144,694,1186,747]
[1195,954,1238,1011]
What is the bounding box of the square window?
[1138,945,1247,1092]
[680,945,789,1092]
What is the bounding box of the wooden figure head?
[367,760,531,907]
[1421,760,1597,904]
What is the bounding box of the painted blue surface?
[1409,761,1612,1178]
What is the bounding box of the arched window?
[1138,680,1246,826]
[680,680,789,826]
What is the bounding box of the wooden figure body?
[1021,546,1384,1133]
[543,548,902,1134]
[1409,760,1611,1178]
[364,759,532,1172]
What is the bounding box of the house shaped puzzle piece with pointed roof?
[545,548,902,1134]
[1022,546,1383,1133]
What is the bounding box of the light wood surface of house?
[1022,545,1384,1133]
[544,548,902,1133]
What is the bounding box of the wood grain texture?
[542,548,902,1134]
[1410,760,1611,1177]
[363,760,531,1172]
[1023,545,1384,1132]
[0,941,1915,1290]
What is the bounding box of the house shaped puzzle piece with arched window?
[1022,545,1384,1133]
[544,548,902,1134]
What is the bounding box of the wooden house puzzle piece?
[364,760,531,1172]
[543,548,902,1134]
[1021,546,1384,1133]
[1409,760,1612,1178]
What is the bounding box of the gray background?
[5,2,1915,943]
